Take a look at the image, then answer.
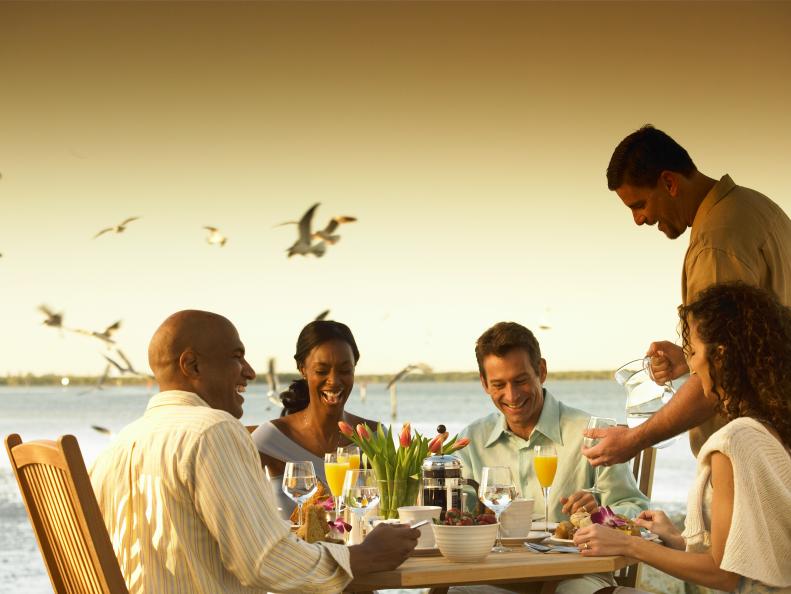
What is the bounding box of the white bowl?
[431,523,499,563]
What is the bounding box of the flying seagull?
[386,363,433,390]
[278,203,327,258]
[93,217,140,239]
[91,425,113,436]
[204,226,228,247]
[75,320,122,345]
[314,309,330,321]
[37,304,64,328]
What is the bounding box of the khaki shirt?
[683,175,791,454]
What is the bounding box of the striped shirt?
[89,390,352,593]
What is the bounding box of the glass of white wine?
[582,417,616,495]
[478,466,517,553]
[282,461,318,528]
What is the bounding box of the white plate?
[548,531,662,546]
[530,521,558,532]
[501,531,550,546]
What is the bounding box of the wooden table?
[345,547,633,594]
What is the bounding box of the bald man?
[90,310,418,594]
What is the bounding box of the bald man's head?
[148,310,256,418]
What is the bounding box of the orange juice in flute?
[337,444,361,470]
[533,444,557,529]
[324,452,350,519]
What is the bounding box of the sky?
[1,1,790,377]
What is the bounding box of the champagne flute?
[479,466,517,553]
[582,417,616,494]
[282,461,318,528]
[324,452,350,520]
[337,444,362,470]
[533,444,557,532]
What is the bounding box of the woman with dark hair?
[577,282,791,594]
[251,320,377,519]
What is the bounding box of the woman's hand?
[634,509,685,549]
[573,524,632,557]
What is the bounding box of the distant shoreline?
[0,370,615,387]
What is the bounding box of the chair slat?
[5,433,129,594]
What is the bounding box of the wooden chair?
[5,434,129,594]
[614,445,657,588]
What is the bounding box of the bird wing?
[309,241,326,257]
[298,203,321,242]
[93,227,112,239]
[91,425,112,436]
[204,226,218,232]
[273,220,298,228]
[115,349,137,373]
[322,215,357,235]
[119,217,139,226]
[97,364,112,389]
[38,304,55,317]
[315,309,330,321]
[103,354,126,374]
[104,320,122,335]
[386,364,416,389]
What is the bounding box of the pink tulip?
[428,432,449,453]
[399,423,412,447]
[356,424,371,440]
[338,421,355,438]
[447,437,470,452]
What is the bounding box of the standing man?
[90,310,418,593]
[585,125,791,464]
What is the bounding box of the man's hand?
[560,491,598,515]
[348,523,419,574]
[646,341,689,384]
[582,425,642,467]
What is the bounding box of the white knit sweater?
[683,417,791,589]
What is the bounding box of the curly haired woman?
[578,282,791,594]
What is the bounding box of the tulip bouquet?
[339,421,470,519]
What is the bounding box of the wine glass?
[582,417,616,494]
[324,452,350,520]
[533,444,557,532]
[282,461,318,528]
[478,466,517,553]
[342,469,380,525]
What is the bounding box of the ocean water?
[0,381,697,592]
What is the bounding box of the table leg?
[538,581,559,594]
[428,588,450,594]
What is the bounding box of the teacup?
[499,498,535,538]
[398,505,442,548]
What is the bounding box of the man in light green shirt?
[454,322,648,594]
